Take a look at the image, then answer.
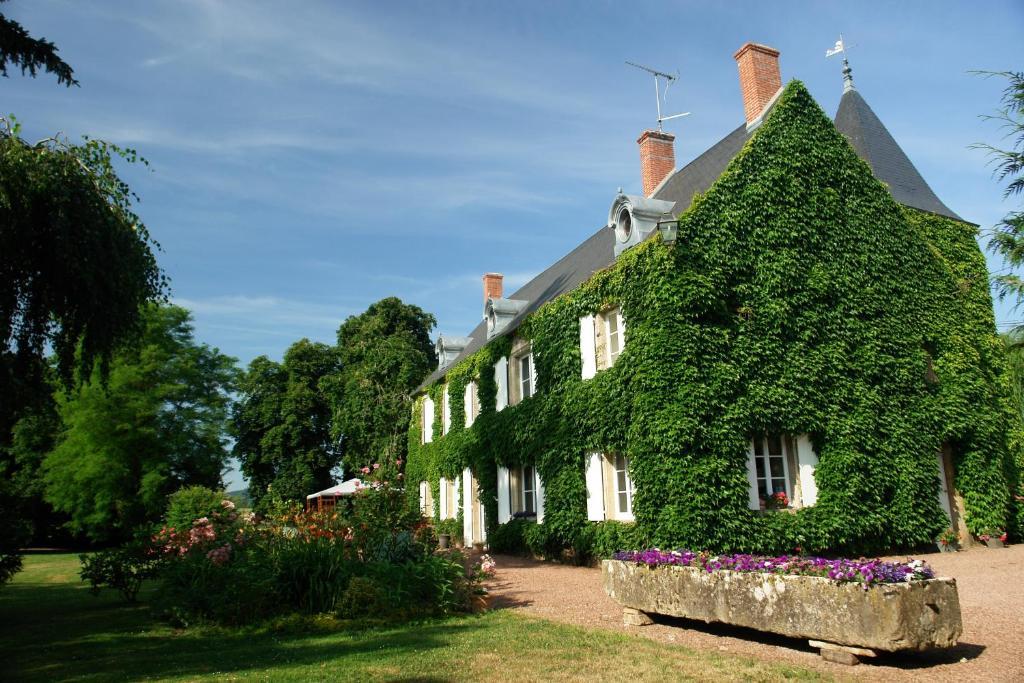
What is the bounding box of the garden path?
[485,544,1024,681]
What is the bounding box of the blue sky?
[4,1,1023,488]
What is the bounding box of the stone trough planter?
[603,559,962,664]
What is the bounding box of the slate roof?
[416,86,965,391]
[834,88,962,221]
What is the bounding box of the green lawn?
[0,553,827,682]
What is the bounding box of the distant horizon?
[5,1,1022,492]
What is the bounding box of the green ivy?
[407,80,1021,556]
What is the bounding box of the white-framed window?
[584,452,636,522]
[613,453,634,519]
[519,353,535,400]
[521,465,536,514]
[606,310,624,365]
[422,397,434,444]
[752,434,790,504]
[442,386,451,435]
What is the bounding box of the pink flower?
[221,499,236,510]
[396,459,403,466]
[372,463,381,470]
[206,544,232,566]
[360,466,370,475]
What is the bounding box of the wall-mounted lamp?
[657,219,678,244]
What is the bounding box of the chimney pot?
[637,129,676,197]
[733,42,782,125]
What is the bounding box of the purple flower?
[613,548,935,587]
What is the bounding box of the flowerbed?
[612,549,934,587]
[82,462,496,626]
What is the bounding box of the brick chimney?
[483,273,503,304]
[638,129,676,197]
[733,42,782,125]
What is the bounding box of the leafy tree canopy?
[979,71,1024,309]
[0,0,77,86]
[42,305,238,543]
[328,297,436,470]
[233,339,342,510]
[1,117,167,438]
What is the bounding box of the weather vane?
[626,61,691,132]
[826,34,856,93]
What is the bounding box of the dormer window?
[485,297,528,339]
[436,335,470,369]
[608,192,676,258]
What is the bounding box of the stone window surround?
[464,380,480,427]
[438,477,458,520]
[602,453,634,521]
[508,337,536,406]
[594,306,625,373]
[418,480,433,516]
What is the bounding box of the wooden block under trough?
[809,640,877,657]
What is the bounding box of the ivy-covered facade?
[407,45,1022,559]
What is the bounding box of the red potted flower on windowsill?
[763,491,789,511]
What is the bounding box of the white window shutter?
[462,468,473,546]
[579,315,597,380]
[423,397,434,443]
[497,466,511,523]
[439,477,448,519]
[535,469,546,523]
[585,452,605,521]
[745,441,760,510]
[936,451,952,521]
[442,387,451,434]
[796,434,819,507]
[464,382,474,427]
[453,476,461,520]
[494,357,509,411]
[419,481,427,514]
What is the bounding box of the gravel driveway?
[485,544,1024,681]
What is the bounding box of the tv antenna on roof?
[626,60,690,132]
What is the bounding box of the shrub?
[164,486,228,532]
[488,518,530,555]
[435,518,462,543]
[79,542,160,602]
[148,464,478,626]
[578,521,646,562]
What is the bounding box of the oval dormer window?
[615,206,632,243]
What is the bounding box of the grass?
[0,553,828,682]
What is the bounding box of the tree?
[0,0,77,86]
[979,71,1024,309]
[233,340,342,510]
[1,118,167,430]
[328,297,436,470]
[42,305,238,543]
